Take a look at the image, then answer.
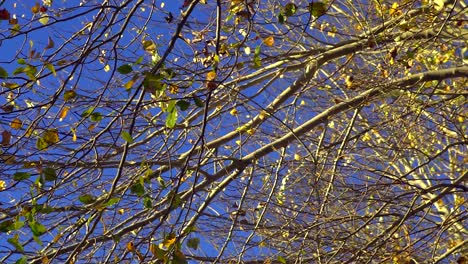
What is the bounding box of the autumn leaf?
[0,9,10,20]
[263,36,275,47]
[127,241,135,252]
[31,3,40,14]
[2,130,12,146]
[206,71,216,81]
[39,14,49,25]
[0,66,8,79]
[59,106,69,121]
[10,118,22,130]
[160,233,177,249]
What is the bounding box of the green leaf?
[166,100,178,128]
[309,1,327,17]
[13,67,25,75]
[43,167,57,181]
[143,196,152,208]
[45,63,56,76]
[121,131,134,143]
[17,58,27,65]
[103,197,120,207]
[29,221,46,236]
[152,244,167,260]
[144,73,164,92]
[0,221,13,233]
[176,100,190,111]
[89,112,103,122]
[79,194,96,204]
[130,183,145,196]
[15,256,27,264]
[278,13,285,24]
[255,46,261,56]
[7,235,24,252]
[81,107,95,118]
[193,96,204,107]
[14,172,31,181]
[135,56,144,65]
[253,46,262,68]
[0,220,24,233]
[32,234,43,245]
[36,138,48,150]
[186,237,200,250]
[284,3,297,16]
[2,82,19,89]
[173,250,188,264]
[64,90,77,101]
[277,256,287,264]
[24,65,37,80]
[117,64,133,74]
[169,192,182,209]
[0,66,8,78]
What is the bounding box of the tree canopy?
[0,0,467,263]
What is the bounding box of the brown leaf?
[2,130,12,146]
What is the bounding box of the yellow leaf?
[39,14,49,25]
[142,40,156,53]
[345,75,354,89]
[169,85,178,94]
[71,128,77,142]
[127,241,135,252]
[454,195,464,207]
[10,118,22,130]
[362,132,371,141]
[59,106,69,121]
[118,208,125,215]
[104,64,111,72]
[294,153,301,161]
[436,199,444,206]
[124,79,135,90]
[434,0,444,11]
[206,71,216,81]
[389,2,399,16]
[42,256,50,264]
[161,234,176,249]
[327,26,337,37]
[0,180,6,191]
[263,36,274,47]
[230,108,238,116]
[457,115,464,123]
[246,128,255,135]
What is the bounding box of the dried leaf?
[2,130,12,146]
